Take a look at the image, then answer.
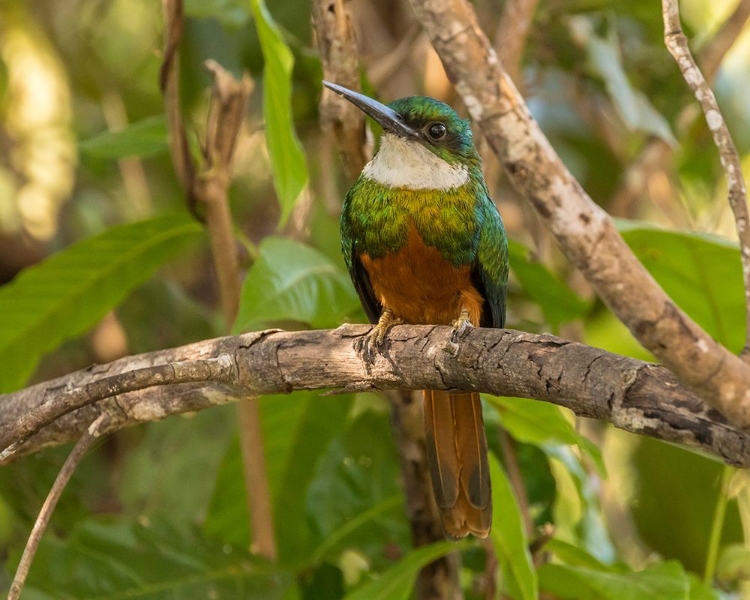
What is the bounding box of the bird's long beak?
[323,81,420,140]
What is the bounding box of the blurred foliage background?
[1,0,750,597]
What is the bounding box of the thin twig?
[662,0,750,354]
[8,414,110,600]
[610,0,750,222]
[160,0,197,217]
[199,59,252,325]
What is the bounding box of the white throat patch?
[362,134,469,190]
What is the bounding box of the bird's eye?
[427,122,447,140]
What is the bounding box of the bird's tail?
[423,390,492,539]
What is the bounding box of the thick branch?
[1,326,747,466]
[408,0,750,428]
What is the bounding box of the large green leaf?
[489,453,538,600]
[79,115,169,159]
[118,405,235,523]
[342,540,470,600]
[233,236,360,332]
[205,391,354,564]
[619,222,744,352]
[305,410,409,567]
[538,560,690,600]
[486,395,604,476]
[507,239,590,327]
[12,517,295,599]
[545,445,616,564]
[250,0,308,227]
[0,215,203,392]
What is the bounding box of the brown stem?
[8,414,109,600]
[495,0,539,86]
[312,0,369,179]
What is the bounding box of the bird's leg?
[451,307,474,343]
[356,308,403,362]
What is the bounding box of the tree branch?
[662,0,750,355]
[313,0,369,179]
[699,0,750,84]
[1,326,747,467]
[407,0,750,429]
[494,0,539,85]
[8,414,109,600]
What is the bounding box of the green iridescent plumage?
[339,95,508,328]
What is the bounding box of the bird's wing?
[472,198,508,328]
[341,191,382,325]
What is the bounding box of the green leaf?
[250,0,308,227]
[618,222,744,352]
[486,396,605,476]
[508,239,590,326]
[118,405,235,523]
[545,445,615,564]
[579,18,676,145]
[539,560,690,600]
[0,215,203,392]
[233,237,360,332]
[342,540,470,600]
[488,453,538,600]
[14,517,295,599]
[545,537,614,571]
[79,115,169,159]
[205,391,354,564]
[306,410,409,567]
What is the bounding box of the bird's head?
[323,81,479,169]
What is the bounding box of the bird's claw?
[450,310,474,343]
[356,310,402,364]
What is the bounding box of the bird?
[324,81,508,539]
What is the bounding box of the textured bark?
[313,0,369,179]
[1,326,747,467]
[408,0,750,429]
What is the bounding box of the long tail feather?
[423,390,492,539]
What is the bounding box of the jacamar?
[324,81,509,539]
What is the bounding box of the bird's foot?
[450,309,474,343]
[355,309,402,363]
